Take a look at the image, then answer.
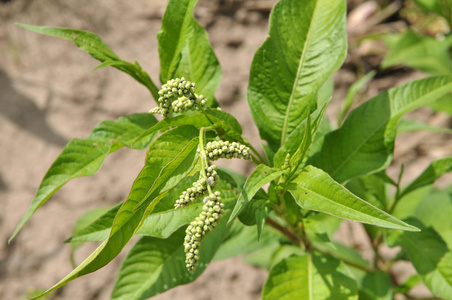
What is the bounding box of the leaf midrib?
[281,0,319,145]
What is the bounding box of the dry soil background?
[0,0,451,299]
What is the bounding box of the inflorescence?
[174,165,219,209]
[184,191,224,272]
[149,77,207,117]
[204,140,252,161]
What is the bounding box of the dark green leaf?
[31,126,200,298]
[358,271,393,300]
[10,113,157,242]
[18,24,159,99]
[112,213,230,300]
[247,0,347,151]
[346,174,388,210]
[393,219,452,299]
[338,71,375,126]
[158,0,221,105]
[288,165,419,231]
[312,76,452,183]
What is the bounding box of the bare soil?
[1,1,451,299]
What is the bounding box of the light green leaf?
[247,0,347,151]
[68,205,115,257]
[66,204,121,244]
[400,157,452,198]
[263,252,358,300]
[288,165,419,231]
[228,165,285,224]
[397,119,452,135]
[274,104,327,178]
[394,219,452,299]
[430,93,452,114]
[31,126,200,299]
[9,113,158,242]
[382,30,452,75]
[136,193,236,239]
[158,0,221,105]
[111,213,230,300]
[313,76,452,183]
[18,24,159,99]
[214,221,283,260]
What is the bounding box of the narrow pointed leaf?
[228,165,285,223]
[400,157,452,198]
[288,165,419,231]
[247,0,347,151]
[397,119,452,135]
[9,113,158,242]
[158,0,221,104]
[263,253,358,300]
[18,24,159,99]
[32,126,200,298]
[111,213,230,300]
[313,76,452,183]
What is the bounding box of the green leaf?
[397,119,452,135]
[136,109,244,145]
[158,0,221,105]
[393,219,452,299]
[382,30,452,75]
[214,222,283,260]
[358,271,393,300]
[18,24,159,99]
[228,165,285,224]
[136,192,236,239]
[412,187,452,248]
[247,0,347,151]
[263,252,358,300]
[111,213,230,300]
[287,165,419,231]
[32,126,200,299]
[238,189,270,241]
[400,157,452,198]
[430,93,452,114]
[312,76,452,183]
[9,113,158,243]
[68,205,115,256]
[274,104,327,176]
[66,203,121,244]
[338,71,375,126]
[346,174,388,210]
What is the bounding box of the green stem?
[198,127,213,195]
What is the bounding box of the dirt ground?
[0,0,451,299]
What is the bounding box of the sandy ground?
[1,0,451,299]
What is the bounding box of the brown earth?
[0,0,451,299]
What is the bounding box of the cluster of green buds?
[184,191,224,272]
[204,140,252,161]
[149,77,207,117]
[174,165,219,209]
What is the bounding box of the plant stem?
[198,127,213,195]
[265,217,299,244]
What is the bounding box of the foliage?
[10,0,452,299]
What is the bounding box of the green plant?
[9,0,452,299]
